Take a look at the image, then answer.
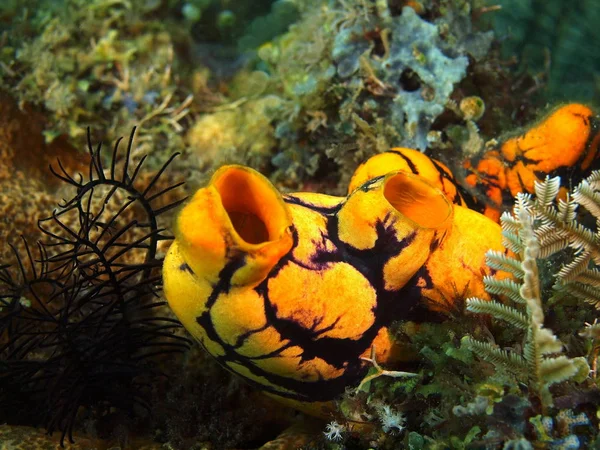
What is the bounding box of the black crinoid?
[0,128,190,445]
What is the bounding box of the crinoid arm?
[0,128,190,446]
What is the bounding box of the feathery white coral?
[463,174,596,408]
[323,421,345,441]
[378,404,406,434]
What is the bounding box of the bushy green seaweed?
[186,0,526,191]
[0,0,294,177]
[1,0,533,193]
[0,0,196,168]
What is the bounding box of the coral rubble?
[0,90,87,266]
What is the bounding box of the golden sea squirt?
[349,149,506,312]
[162,161,505,416]
[348,147,466,207]
[463,103,600,221]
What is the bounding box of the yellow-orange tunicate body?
[163,103,599,417]
[463,103,600,221]
[163,164,504,415]
[349,148,466,206]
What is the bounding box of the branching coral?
[462,172,600,409]
[547,172,600,306]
